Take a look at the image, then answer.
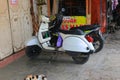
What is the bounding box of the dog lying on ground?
[24,74,47,80]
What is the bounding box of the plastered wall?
[0,0,33,59]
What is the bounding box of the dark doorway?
[50,0,53,14]
[59,0,86,16]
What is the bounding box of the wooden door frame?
[86,0,91,24]
[47,0,51,16]
[47,0,57,16]
[30,0,39,35]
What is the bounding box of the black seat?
[59,29,84,35]
[70,25,100,31]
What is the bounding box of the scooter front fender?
[25,36,41,47]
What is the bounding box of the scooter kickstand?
[48,52,58,64]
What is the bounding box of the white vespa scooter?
[25,13,95,64]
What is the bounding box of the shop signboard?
[61,16,87,30]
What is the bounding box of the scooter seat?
[59,29,84,35]
[70,25,100,31]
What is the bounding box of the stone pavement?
[0,31,120,80]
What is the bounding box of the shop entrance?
[58,0,86,16]
[58,0,90,30]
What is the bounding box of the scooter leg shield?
[25,36,41,47]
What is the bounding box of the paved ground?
[0,31,120,80]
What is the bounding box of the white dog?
[24,74,47,80]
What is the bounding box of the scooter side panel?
[62,37,90,53]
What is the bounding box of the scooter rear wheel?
[93,36,104,53]
[72,53,89,64]
[25,45,41,59]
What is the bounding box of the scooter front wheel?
[25,45,42,59]
[72,53,89,64]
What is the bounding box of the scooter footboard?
[62,37,90,53]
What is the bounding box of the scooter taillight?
[85,35,93,42]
